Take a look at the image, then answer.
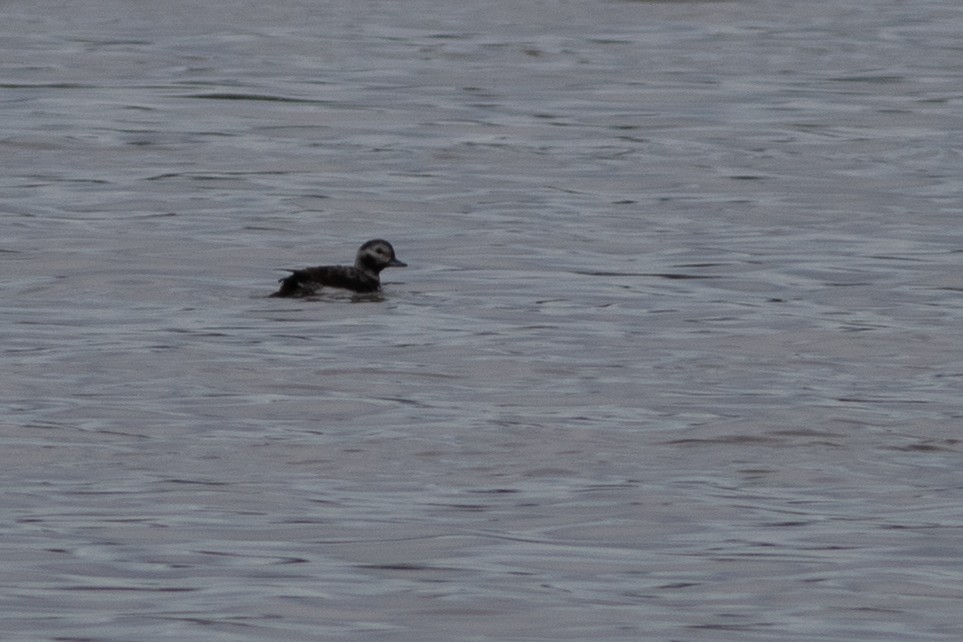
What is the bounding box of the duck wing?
[271,265,380,297]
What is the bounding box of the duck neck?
[356,254,384,277]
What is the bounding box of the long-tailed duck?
[271,239,406,297]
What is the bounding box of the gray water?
[3,0,963,640]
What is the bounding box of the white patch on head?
[364,242,392,259]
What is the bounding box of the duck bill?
[389,258,407,267]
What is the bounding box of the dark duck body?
[272,239,406,297]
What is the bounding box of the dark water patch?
[891,440,960,453]
[57,585,197,593]
[183,93,330,104]
[0,82,93,89]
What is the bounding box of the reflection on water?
[3,0,963,639]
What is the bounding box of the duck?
[271,239,406,297]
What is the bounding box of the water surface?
[3,0,963,640]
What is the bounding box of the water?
[3,0,963,639]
